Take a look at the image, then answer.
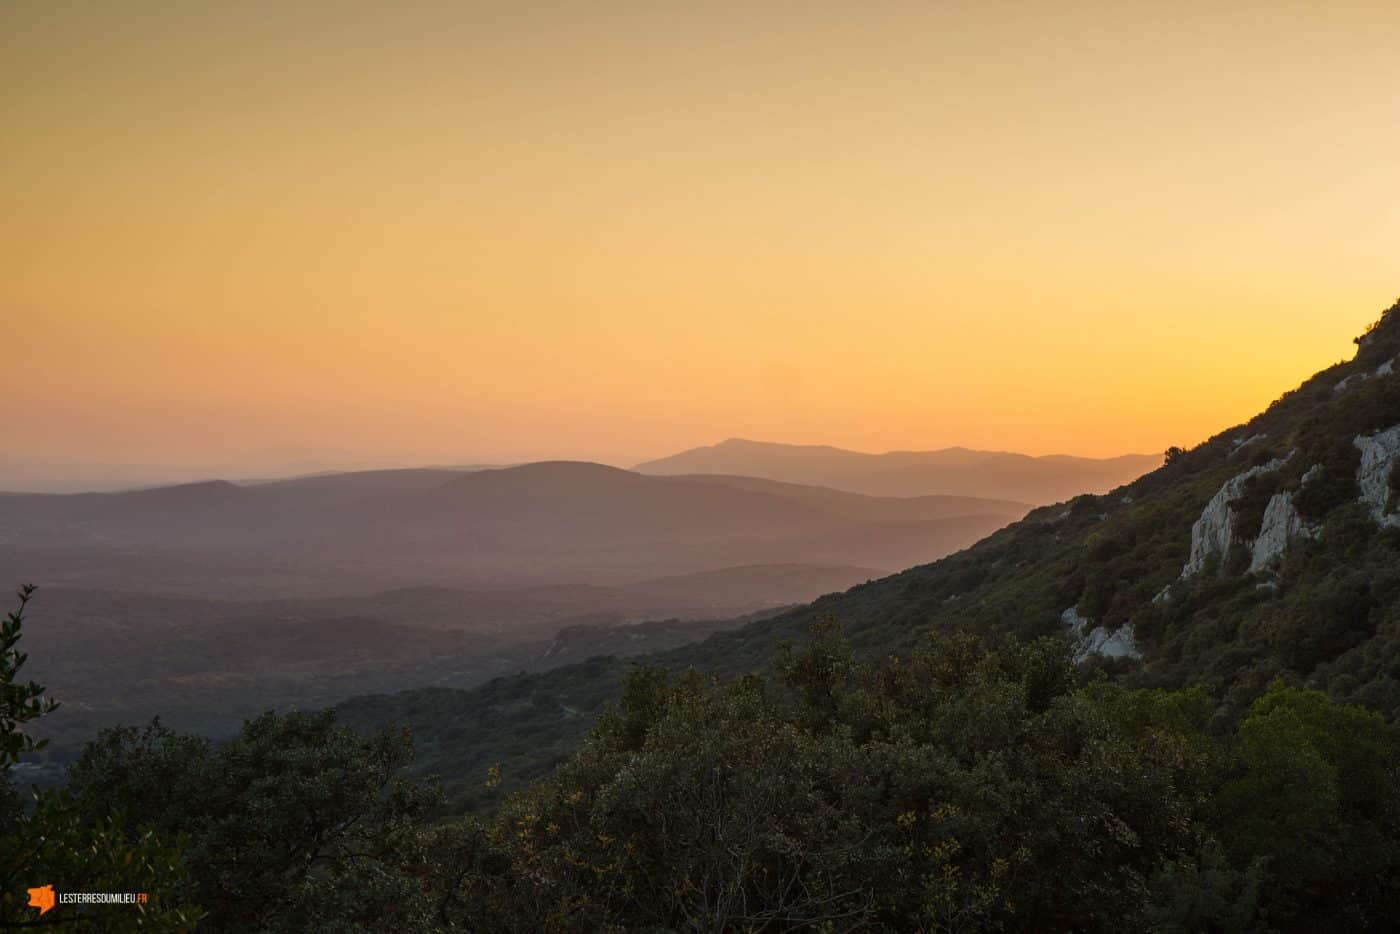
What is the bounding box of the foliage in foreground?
[67,712,440,933]
[1,587,201,930]
[427,627,1400,932]
[10,579,1400,931]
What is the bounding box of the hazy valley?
[5,452,1149,773]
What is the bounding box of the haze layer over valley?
[4,447,1155,768]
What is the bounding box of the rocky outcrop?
[1083,625,1141,660]
[1061,607,1143,662]
[1334,374,1368,394]
[1335,356,1396,394]
[1181,454,1293,578]
[1248,492,1316,573]
[1061,606,1091,637]
[1355,426,1400,528]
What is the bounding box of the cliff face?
[1355,425,1400,528]
[1181,453,1294,578]
[1248,491,1315,574]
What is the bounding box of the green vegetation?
[41,624,1400,931]
[435,629,1400,931]
[1,587,201,930]
[1,586,56,776]
[67,713,438,933]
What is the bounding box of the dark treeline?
[4,588,1398,931]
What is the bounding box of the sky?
[5,1,1399,487]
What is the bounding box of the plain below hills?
[19,562,879,768]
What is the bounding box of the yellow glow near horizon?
[5,2,1399,474]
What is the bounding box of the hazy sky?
[6,1,1399,480]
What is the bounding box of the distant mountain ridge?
[636,439,1161,503]
[0,463,1030,597]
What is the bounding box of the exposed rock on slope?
[1181,454,1293,577]
[1061,606,1092,635]
[1248,492,1316,573]
[1355,425,1400,528]
[1083,625,1141,660]
[1334,354,1397,393]
[1061,607,1141,661]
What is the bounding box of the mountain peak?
[636,440,1160,504]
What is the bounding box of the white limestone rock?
[1085,624,1142,660]
[1355,426,1400,528]
[1061,607,1143,662]
[1181,454,1294,578]
[1061,606,1091,637]
[1337,374,1367,394]
[1376,356,1395,377]
[1248,492,1316,574]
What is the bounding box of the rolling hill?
[0,465,1028,597]
[340,303,1400,810]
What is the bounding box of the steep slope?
[636,439,1161,502]
[341,302,1400,810]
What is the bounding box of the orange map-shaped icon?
[27,885,55,916]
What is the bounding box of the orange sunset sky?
[5,2,1399,484]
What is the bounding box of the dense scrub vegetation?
[1,587,201,930]
[440,628,1400,931]
[11,596,1400,930]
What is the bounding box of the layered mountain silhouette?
[0,464,1029,596]
[340,303,1400,809]
[636,440,1161,503]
